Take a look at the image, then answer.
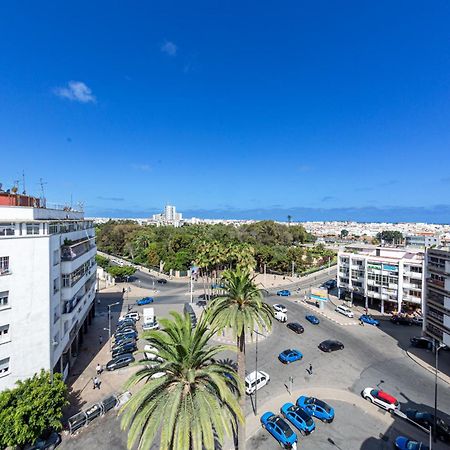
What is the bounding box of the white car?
[245,370,270,395]
[144,345,164,362]
[335,305,354,318]
[123,311,140,321]
[362,387,400,413]
[273,304,287,313]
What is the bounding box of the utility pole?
[434,340,445,442]
[291,261,295,278]
[263,263,267,287]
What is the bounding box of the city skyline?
[1,1,450,221]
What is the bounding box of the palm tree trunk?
[237,330,246,450]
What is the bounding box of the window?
[62,275,70,288]
[0,257,9,275]
[0,291,8,309]
[26,224,40,235]
[53,305,60,324]
[53,277,60,294]
[0,325,10,344]
[53,249,60,266]
[0,357,9,376]
[0,223,14,236]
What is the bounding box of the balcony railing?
[61,238,95,261]
[427,278,445,288]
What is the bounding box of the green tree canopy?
[0,370,68,447]
[376,230,404,244]
[120,312,243,450]
[107,265,136,279]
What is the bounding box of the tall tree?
[287,215,292,226]
[207,269,273,450]
[120,312,243,450]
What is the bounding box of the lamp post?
[433,339,446,442]
[107,301,120,350]
[253,328,265,415]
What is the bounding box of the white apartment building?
[0,194,96,390]
[424,248,450,346]
[152,204,183,227]
[337,245,425,314]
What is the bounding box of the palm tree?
[120,312,243,450]
[287,215,292,227]
[207,269,273,450]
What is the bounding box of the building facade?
[152,204,183,227]
[0,195,96,390]
[337,245,425,314]
[405,233,441,248]
[424,248,450,346]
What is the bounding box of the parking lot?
[61,270,450,449]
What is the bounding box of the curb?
[406,350,450,386]
[295,300,359,326]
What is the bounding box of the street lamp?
[433,339,446,442]
[253,328,265,415]
[107,301,120,350]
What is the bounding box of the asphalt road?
[61,273,450,450]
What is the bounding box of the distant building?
[0,192,96,391]
[337,244,425,314]
[152,205,183,227]
[424,247,450,346]
[405,233,441,248]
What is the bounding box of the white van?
[245,370,270,395]
[335,305,354,318]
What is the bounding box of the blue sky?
[1,1,450,222]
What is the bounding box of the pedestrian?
[96,363,102,375]
[309,364,313,375]
[99,335,103,346]
[93,376,101,389]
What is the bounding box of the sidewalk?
[406,349,450,386]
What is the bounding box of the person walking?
[93,376,101,390]
[99,335,103,346]
[309,364,313,375]
[96,363,102,375]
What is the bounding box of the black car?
[322,280,337,291]
[319,340,344,352]
[157,278,167,284]
[106,353,135,371]
[196,300,207,307]
[114,331,138,345]
[25,432,61,450]
[390,315,413,326]
[115,324,136,334]
[286,322,304,334]
[406,410,450,442]
[112,337,136,350]
[117,318,136,329]
[112,341,137,358]
[410,336,433,349]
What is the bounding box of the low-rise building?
[424,248,450,346]
[0,192,96,390]
[337,245,425,314]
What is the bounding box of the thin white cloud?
[131,163,151,172]
[161,41,177,56]
[54,81,96,103]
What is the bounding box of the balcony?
[61,238,95,262]
[427,278,445,289]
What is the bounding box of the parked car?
[286,322,304,334]
[196,299,207,307]
[281,402,315,435]
[157,278,167,284]
[137,297,154,305]
[362,388,400,413]
[117,317,135,327]
[112,337,135,349]
[112,341,137,358]
[245,370,270,395]
[114,326,136,336]
[410,336,433,349]
[106,353,135,371]
[322,279,337,290]
[359,314,379,326]
[412,316,424,326]
[406,410,450,442]
[275,311,287,323]
[278,349,303,364]
[335,304,354,318]
[25,432,61,450]
[273,304,287,313]
[144,344,164,362]
[296,396,335,423]
[394,436,429,450]
[390,315,413,326]
[123,311,140,321]
[318,340,344,352]
[305,315,320,325]
[261,412,298,449]
[277,290,291,297]
[114,331,138,345]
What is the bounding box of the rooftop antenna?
[39,178,48,207]
[22,170,26,195]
